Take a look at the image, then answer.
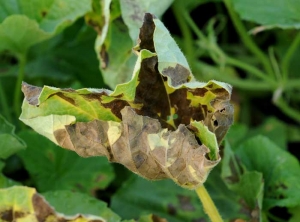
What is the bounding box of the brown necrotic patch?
[100,45,109,69]
[134,56,173,129]
[169,89,206,126]
[55,92,76,106]
[103,99,130,120]
[211,88,230,100]
[32,194,55,222]
[21,82,43,105]
[138,13,155,52]
[0,209,13,221]
[161,64,191,87]
[192,88,208,97]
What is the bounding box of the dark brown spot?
[211,88,229,100]
[0,209,13,221]
[133,151,147,168]
[152,214,168,222]
[50,92,75,106]
[103,99,130,120]
[167,204,177,215]
[177,195,195,211]
[191,88,208,97]
[41,10,47,17]
[100,45,109,69]
[14,211,25,218]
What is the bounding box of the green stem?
[196,185,223,222]
[285,78,300,90]
[0,80,13,122]
[193,62,275,91]
[281,32,300,81]
[183,10,276,87]
[172,2,194,65]
[223,0,273,76]
[274,98,300,124]
[13,54,26,118]
[226,57,276,85]
[268,47,282,81]
[182,10,206,41]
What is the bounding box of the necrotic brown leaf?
[20,13,234,189]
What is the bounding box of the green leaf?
[0,115,26,159]
[289,206,300,222]
[0,0,91,54]
[221,141,263,220]
[112,167,248,221]
[111,174,208,222]
[18,130,115,193]
[42,190,121,222]
[0,161,20,188]
[0,0,92,33]
[95,18,137,89]
[119,0,173,41]
[235,135,300,209]
[0,186,120,221]
[180,0,222,11]
[248,117,288,149]
[225,123,248,149]
[231,0,300,29]
[0,15,52,55]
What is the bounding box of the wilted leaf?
[20,14,233,189]
[91,0,173,89]
[18,130,114,193]
[235,136,300,209]
[231,0,300,29]
[0,115,26,159]
[0,186,120,222]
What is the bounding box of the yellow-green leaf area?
[23,88,120,122]
[191,121,219,161]
[110,50,156,101]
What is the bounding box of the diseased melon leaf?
[0,186,120,222]
[20,13,234,189]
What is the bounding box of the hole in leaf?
[213,120,218,127]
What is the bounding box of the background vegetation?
[0,0,300,221]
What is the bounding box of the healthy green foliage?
[231,0,300,29]
[0,115,26,159]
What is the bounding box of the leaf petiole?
[196,185,223,222]
[14,53,26,118]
